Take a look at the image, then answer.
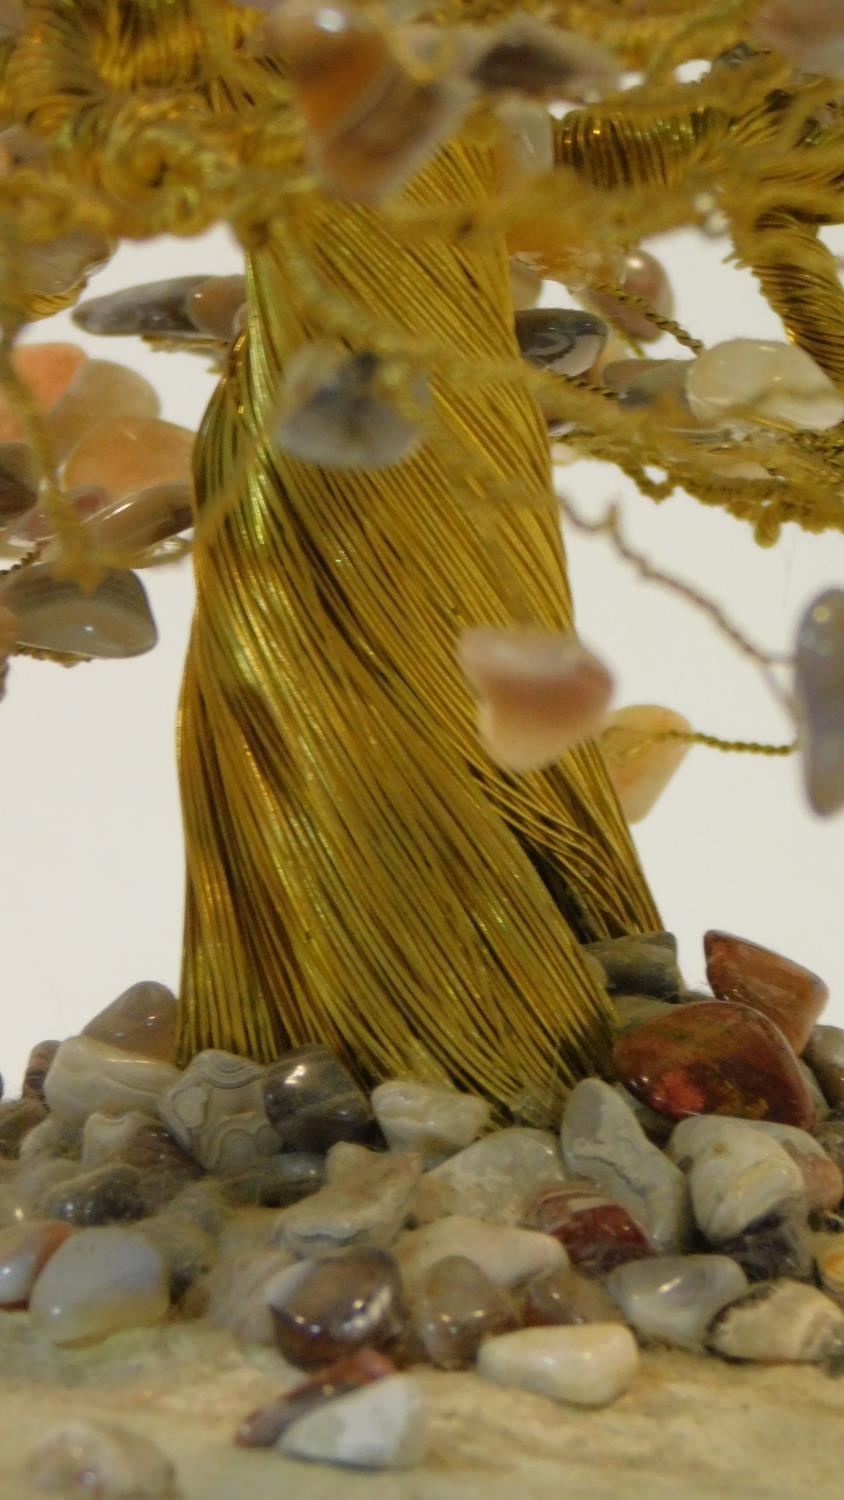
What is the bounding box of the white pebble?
[687,1126,805,1244]
[44,1035,179,1127]
[478,1324,639,1407]
[606,1255,748,1350]
[371,1079,490,1166]
[685,338,844,432]
[279,1373,430,1470]
[29,1227,169,1345]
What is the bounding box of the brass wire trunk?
[177,131,659,1116]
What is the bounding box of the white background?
[2,218,843,1093]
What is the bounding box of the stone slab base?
[0,1315,840,1499]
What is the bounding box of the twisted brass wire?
[179,132,659,1111]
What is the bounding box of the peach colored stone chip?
[599,704,691,822]
[64,415,195,500]
[0,343,87,442]
[458,626,613,774]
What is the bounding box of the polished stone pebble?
[704,929,828,1055]
[29,1226,170,1345]
[414,1254,520,1368]
[606,1254,748,1350]
[371,1078,489,1166]
[413,1127,564,1226]
[278,1372,430,1470]
[39,1162,152,1227]
[561,1078,690,1253]
[45,1036,179,1126]
[83,981,178,1063]
[278,1142,420,1259]
[524,1181,655,1277]
[521,1265,623,1328]
[706,1278,844,1362]
[269,1246,406,1369]
[805,1024,844,1109]
[159,1049,278,1172]
[614,1000,815,1128]
[236,1349,397,1447]
[264,1045,375,1153]
[584,931,681,999]
[478,1323,639,1407]
[686,1123,806,1244]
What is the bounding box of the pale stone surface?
[396,1216,565,1294]
[0,1319,843,1497]
[606,1255,748,1350]
[413,1128,564,1225]
[688,1126,805,1244]
[274,344,428,468]
[372,1080,490,1166]
[685,339,844,432]
[64,416,195,500]
[279,1374,430,1469]
[599,705,692,823]
[0,564,157,660]
[561,1079,690,1253]
[84,982,178,1063]
[457,628,612,773]
[477,1325,639,1408]
[29,1228,169,1345]
[159,1051,278,1173]
[277,1143,420,1258]
[48,360,160,459]
[44,1037,180,1126]
[707,1280,844,1363]
[669,1115,842,1212]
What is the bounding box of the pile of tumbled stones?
[4,929,844,1489]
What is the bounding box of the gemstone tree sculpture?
[1,0,843,1119]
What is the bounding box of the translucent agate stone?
[524,1183,655,1276]
[269,1248,407,1369]
[7,487,111,550]
[458,626,613,773]
[73,276,210,337]
[606,1255,748,1350]
[589,248,674,342]
[704,929,828,1055]
[600,705,692,822]
[47,359,160,459]
[0,344,86,443]
[265,1,471,203]
[494,99,554,190]
[29,1227,170,1345]
[0,1221,73,1306]
[414,1255,520,1367]
[23,230,110,301]
[275,343,428,469]
[0,561,157,658]
[706,1280,844,1363]
[515,308,607,377]
[465,17,618,99]
[236,1350,397,1447]
[522,1266,623,1327]
[90,483,194,557]
[83,980,178,1063]
[794,588,844,816]
[64,416,195,500]
[685,339,844,431]
[264,1045,375,1152]
[188,274,247,339]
